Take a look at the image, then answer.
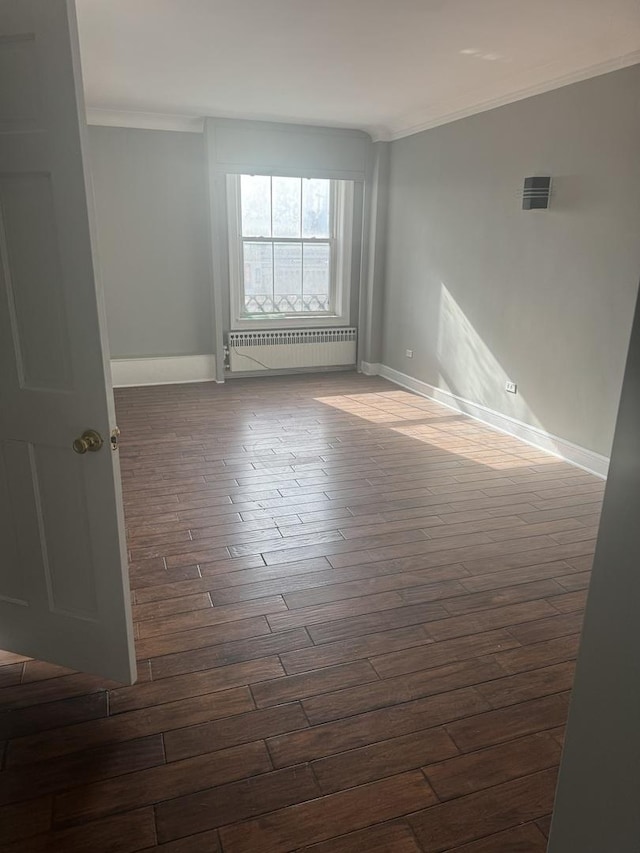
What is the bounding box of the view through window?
[238,175,333,315]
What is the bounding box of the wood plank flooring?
[0,373,603,851]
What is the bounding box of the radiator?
[228,328,357,372]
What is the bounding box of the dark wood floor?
[0,373,603,852]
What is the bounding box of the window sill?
[231,314,351,331]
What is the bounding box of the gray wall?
[548,284,640,851]
[360,141,390,366]
[88,126,212,359]
[203,117,372,379]
[206,117,371,180]
[382,65,640,457]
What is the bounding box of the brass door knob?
[73,429,104,454]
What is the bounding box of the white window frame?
[227,174,353,330]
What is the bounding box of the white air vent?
[228,328,357,372]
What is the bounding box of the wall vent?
[522,176,552,210]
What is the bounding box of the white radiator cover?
[228,328,357,372]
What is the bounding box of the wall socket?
[505,381,518,394]
[405,349,414,358]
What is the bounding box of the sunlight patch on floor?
[316,389,559,470]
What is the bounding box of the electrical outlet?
[405,349,413,358]
[505,381,517,394]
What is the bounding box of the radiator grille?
[228,328,356,347]
[228,328,357,372]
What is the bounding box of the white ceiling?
[76,0,640,140]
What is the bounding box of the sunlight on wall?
[314,284,591,469]
[420,282,580,457]
[436,284,541,422]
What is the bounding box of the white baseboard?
[360,361,381,376]
[368,363,609,479]
[111,355,218,387]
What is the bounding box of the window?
[227,174,353,328]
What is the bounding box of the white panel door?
[0,0,136,683]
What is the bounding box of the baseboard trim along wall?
[361,362,609,479]
[110,355,218,387]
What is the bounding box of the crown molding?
[379,50,640,142]
[86,108,204,133]
[86,52,640,142]
[85,107,368,136]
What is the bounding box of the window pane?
[302,179,331,238]
[243,242,273,313]
[241,175,271,237]
[303,243,331,311]
[272,177,301,238]
[273,242,302,311]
